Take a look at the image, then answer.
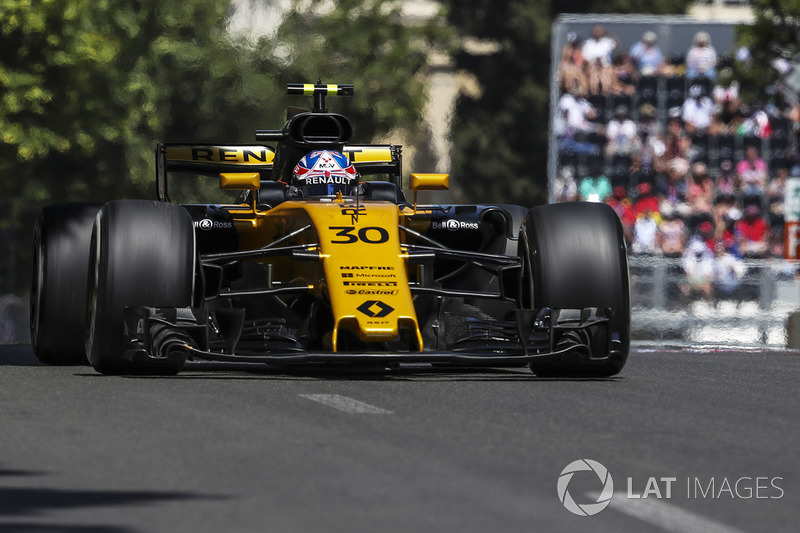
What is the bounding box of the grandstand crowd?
[554,25,798,298]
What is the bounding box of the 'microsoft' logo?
[558,459,614,516]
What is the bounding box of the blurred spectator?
[715,159,739,198]
[685,161,715,221]
[632,181,661,219]
[605,105,640,159]
[611,54,638,96]
[682,85,715,134]
[686,31,718,82]
[639,109,666,172]
[606,185,635,238]
[666,107,686,138]
[736,146,767,198]
[735,204,771,258]
[663,131,690,161]
[682,235,715,299]
[627,154,654,192]
[631,204,662,254]
[629,31,664,76]
[637,103,662,138]
[558,129,602,159]
[736,107,772,138]
[555,87,598,136]
[555,166,578,203]
[666,52,686,77]
[769,231,785,259]
[658,202,687,258]
[658,157,690,213]
[559,31,588,94]
[712,240,746,299]
[711,68,741,134]
[697,220,717,251]
[582,25,617,94]
[713,193,742,256]
[578,165,612,202]
[767,164,788,227]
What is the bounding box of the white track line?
[593,492,747,533]
[299,394,392,414]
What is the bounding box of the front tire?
[86,200,195,375]
[31,203,101,365]
[523,202,630,377]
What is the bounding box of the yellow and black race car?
[31,82,630,377]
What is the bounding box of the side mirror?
[409,173,449,211]
[219,172,261,190]
[410,173,449,191]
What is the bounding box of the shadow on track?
[0,465,223,531]
[0,345,41,367]
[78,362,623,383]
[1,345,623,382]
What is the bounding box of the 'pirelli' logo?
[343,281,398,287]
[165,145,275,165]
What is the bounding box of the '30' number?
[329,226,389,244]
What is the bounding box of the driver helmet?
[292,150,358,197]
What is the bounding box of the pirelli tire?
[86,200,195,375]
[523,202,630,377]
[30,203,102,365]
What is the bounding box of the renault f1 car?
[31,82,630,376]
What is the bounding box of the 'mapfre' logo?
[557,459,614,516]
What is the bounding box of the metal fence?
[629,254,799,347]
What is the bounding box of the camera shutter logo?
[557,459,614,516]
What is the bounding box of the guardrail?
[629,255,800,347]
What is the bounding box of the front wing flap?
[121,305,621,367]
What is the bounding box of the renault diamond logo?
[356,300,394,318]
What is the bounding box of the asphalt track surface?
[0,344,798,533]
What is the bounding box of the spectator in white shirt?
[555,87,598,136]
[682,85,715,134]
[686,31,718,82]
[582,25,617,94]
[605,105,640,158]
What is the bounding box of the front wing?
[121,304,622,367]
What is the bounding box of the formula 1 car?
[31,82,630,376]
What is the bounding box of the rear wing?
[155,142,402,202]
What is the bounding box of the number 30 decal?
[329,226,389,244]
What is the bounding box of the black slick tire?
[523,202,630,377]
[30,203,102,365]
[86,200,195,375]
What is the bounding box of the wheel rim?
[85,223,100,359]
[517,228,534,309]
[30,230,44,345]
